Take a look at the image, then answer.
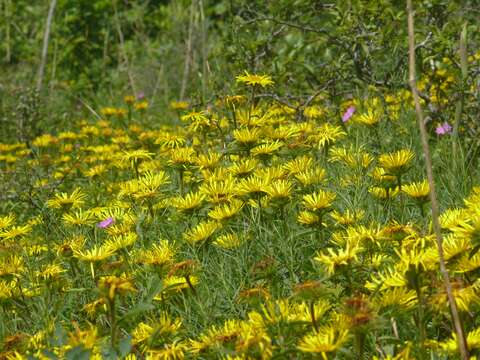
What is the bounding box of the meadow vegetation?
[0,1,480,359]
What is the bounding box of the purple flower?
[136,92,145,100]
[342,106,356,123]
[97,217,114,229]
[435,122,452,135]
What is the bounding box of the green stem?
[109,297,118,352]
[309,300,319,333]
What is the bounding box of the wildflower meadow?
[1,1,479,359]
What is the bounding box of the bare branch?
[407,1,469,358]
[36,0,57,92]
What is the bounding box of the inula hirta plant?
[0,62,479,359]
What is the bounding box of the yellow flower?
[83,164,107,178]
[378,149,415,176]
[170,100,189,111]
[236,71,274,88]
[250,141,283,158]
[314,242,362,275]
[184,220,221,244]
[47,188,87,211]
[330,209,364,226]
[303,105,324,119]
[283,155,314,175]
[228,158,259,178]
[160,275,199,294]
[302,191,336,212]
[369,186,400,199]
[0,224,32,240]
[168,147,197,168]
[171,192,205,213]
[68,324,99,350]
[74,245,116,263]
[214,233,243,249]
[307,123,346,148]
[62,209,96,226]
[155,132,186,149]
[355,108,382,126]
[146,341,186,359]
[294,168,327,187]
[196,151,222,170]
[208,199,244,221]
[35,264,66,281]
[297,211,321,226]
[104,232,137,252]
[121,149,154,168]
[298,326,349,357]
[135,101,149,111]
[265,179,293,201]
[0,214,15,229]
[233,127,262,147]
[98,274,136,300]
[200,177,236,204]
[124,95,135,104]
[136,240,175,269]
[402,180,430,202]
[236,175,269,198]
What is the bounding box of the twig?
[36,0,57,92]
[180,1,195,101]
[452,23,468,157]
[113,0,137,96]
[406,1,469,359]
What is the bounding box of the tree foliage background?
[0,0,479,142]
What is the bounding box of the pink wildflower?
[97,217,114,229]
[435,122,452,135]
[342,106,356,123]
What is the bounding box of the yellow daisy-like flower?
[233,127,262,147]
[0,214,15,229]
[200,177,237,204]
[228,158,259,178]
[314,242,362,275]
[283,155,314,175]
[184,220,221,244]
[236,71,274,88]
[169,100,189,111]
[0,224,32,240]
[307,123,346,148]
[134,101,149,111]
[214,233,242,249]
[298,326,349,357]
[160,275,199,294]
[136,240,175,270]
[98,274,136,300]
[369,186,400,199]
[171,192,205,213]
[355,108,382,126]
[330,209,364,226]
[402,180,430,202]
[378,149,415,176]
[121,149,154,169]
[196,151,222,170]
[47,188,87,211]
[302,191,336,212]
[74,245,116,263]
[297,211,321,226]
[208,199,244,221]
[265,179,293,201]
[168,147,197,167]
[62,209,96,226]
[294,168,326,187]
[250,141,283,158]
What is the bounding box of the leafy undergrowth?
[1,70,480,359]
